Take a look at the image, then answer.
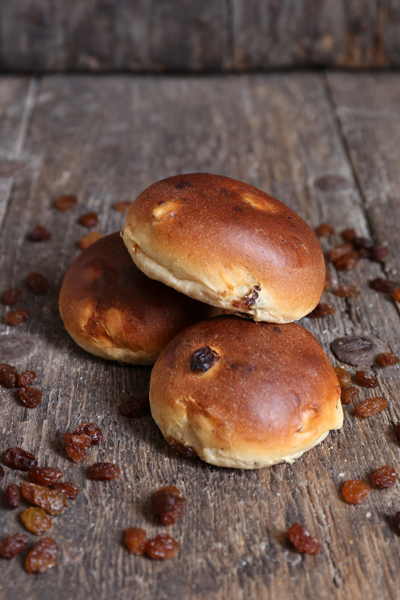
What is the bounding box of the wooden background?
[1,72,400,599]
[2,0,400,72]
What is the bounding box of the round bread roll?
[59,232,215,365]
[150,316,343,469]
[122,173,325,323]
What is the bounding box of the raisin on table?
[190,346,220,372]
[378,353,399,367]
[392,288,400,302]
[6,483,20,509]
[146,534,180,560]
[21,507,52,535]
[369,278,398,293]
[50,482,79,499]
[342,228,356,242]
[0,533,29,558]
[55,195,77,211]
[113,201,131,212]
[121,395,150,418]
[160,498,187,526]
[0,363,18,387]
[3,289,21,305]
[79,231,102,250]
[372,466,397,489]
[370,245,389,262]
[27,272,49,295]
[20,482,67,515]
[324,267,332,291]
[328,243,353,262]
[168,440,198,458]
[151,488,178,516]
[125,528,147,555]
[336,285,359,298]
[63,432,92,462]
[28,467,63,487]
[4,447,37,471]
[308,303,335,318]
[25,538,58,574]
[73,423,103,445]
[19,387,42,408]
[334,366,351,388]
[342,480,370,504]
[353,237,373,250]
[315,223,335,237]
[4,309,29,326]
[88,462,120,481]
[80,212,98,227]
[355,397,388,418]
[17,370,37,387]
[30,225,51,241]
[341,386,359,405]
[285,523,320,554]
[335,250,359,271]
[355,370,379,388]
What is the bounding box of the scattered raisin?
[335,250,359,271]
[328,243,353,262]
[4,308,29,326]
[315,223,335,237]
[6,484,20,509]
[25,538,58,574]
[63,432,92,462]
[55,195,77,211]
[4,447,37,471]
[125,528,147,555]
[324,267,332,291]
[120,395,150,418]
[73,423,103,445]
[342,480,370,504]
[0,533,29,558]
[308,303,335,318]
[0,465,4,480]
[392,287,400,302]
[20,482,67,515]
[336,285,359,298]
[27,272,49,295]
[19,387,42,408]
[2,289,21,305]
[0,363,18,387]
[334,366,351,388]
[354,397,388,418]
[285,523,320,554]
[169,440,198,458]
[370,245,389,262]
[30,225,51,242]
[17,370,37,387]
[358,247,371,258]
[369,278,398,293]
[151,489,177,516]
[88,462,120,481]
[28,467,63,487]
[352,237,373,249]
[372,465,397,489]
[50,482,79,499]
[377,353,399,367]
[146,534,179,560]
[80,212,98,227]
[160,498,187,526]
[113,201,131,212]
[341,386,359,405]
[355,370,378,388]
[79,231,102,250]
[342,228,356,242]
[393,512,400,536]
[21,507,52,535]
[190,346,220,373]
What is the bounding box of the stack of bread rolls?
[60,173,343,469]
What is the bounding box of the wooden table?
[1,72,400,600]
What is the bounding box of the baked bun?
[122,173,325,323]
[150,316,343,469]
[59,232,214,365]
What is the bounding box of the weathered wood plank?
[1,73,400,600]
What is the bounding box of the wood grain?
[1,73,400,600]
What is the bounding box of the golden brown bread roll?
[59,232,215,364]
[150,316,343,469]
[122,173,325,323]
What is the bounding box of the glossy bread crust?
[122,173,325,323]
[59,232,214,364]
[150,316,343,468]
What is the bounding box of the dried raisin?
[232,286,260,310]
[369,278,398,293]
[63,432,92,462]
[392,288,400,302]
[372,465,396,489]
[28,467,63,487]
[151,489,177,516]
[335,250,359,271]
[21,507,52,535]
[370,245,389,262]
[342,480,370,504]
[30,225,51,242]
[308,303,335,318]
[315,223,335,237]
[50,482,79,499]
[55,195,77,211]
[88,462,120,480]
[80,212,98,227]
[286,523,320,554]
[169,440,198,458]
[79,231,102,250]
[113,201,131,212]
[6,484,20,509]
[120,395,150,418]
[324,267,332,291]
[73,423,103,445]
[341,386,359,405]
[146,534,179,560]
[2,289,21,305]
[334,366,351,388]
[0,363,18,387]
[4,447,37,471]
[160,498,187,526]
[354,397,388,418]
[342,228,356,242]
[0,533,28,558]
[4,308,29,326]
[17,370,37,387]
[25,538,58,574]
[377,353,399,367]
[27,272,49,295]
[328,243,352,262]
[190,346,219,372]
[355,370,378,388]
[125,528,147,555]
[353,237,373,250]
[20,482,67,515]
[19,387,42,408]
[336,285,359,298]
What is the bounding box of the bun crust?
[59,232,214,364]
[122,173,325,323]
[150,316,343,469]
